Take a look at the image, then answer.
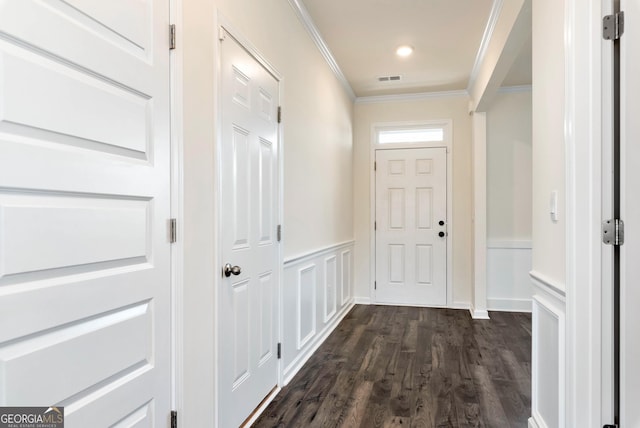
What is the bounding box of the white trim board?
[169,0,183,420]
[530,270,566,299]
[353,297,371,305]
[467,0,505,93]
[286,0,355,101]
[472,112,488,319]
[563,0,609,425]
[284,240,355,265]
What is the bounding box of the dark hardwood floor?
[253,305,531,428]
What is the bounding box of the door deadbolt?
[223,263,242,277]
[439,220,445,226]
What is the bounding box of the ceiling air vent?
[377,75,402,82]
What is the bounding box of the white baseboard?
[528,415,546,428]
[449,301,471,311]
[487,298,532,313]
[282,299,355,385]
[469,309,491,320]
[469,304,490,319]
[353,296,371,305]
[241,386,281,427]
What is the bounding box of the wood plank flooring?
[253,305,531,428]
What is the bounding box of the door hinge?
[603,219,624,246]
[171,410,177,428]
[277,224,282,242]
[277,106,282,123]
[169,218,177,243]
[374,221,377,231]
[374,281,377,290]
[169,24,176,50]
[277,343,281,359]
[603,12,624,40]
[374,161,377,171]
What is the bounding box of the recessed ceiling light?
[396,45,414,57]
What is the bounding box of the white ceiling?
[299,0,532,98]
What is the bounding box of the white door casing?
[375,148,448,306]
[219,30,280,427]
[0,0,172,425]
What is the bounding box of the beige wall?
[353,95,473,305]
[181,0,354,425]
[487,90,532,241]
[532,0,565,286]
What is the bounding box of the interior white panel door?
[375,148,447,306]
[0,0,172,426]
[219,32,280,428]
[620,1,640,425]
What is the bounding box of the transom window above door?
[374,120,451,147]
[378,127,444,144]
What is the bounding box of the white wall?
[532,1,565,286]
[487,91,532,241]
[180,0,354,426]
[486,90,532,311]
[353,95,473,307]
[530,0,566,426]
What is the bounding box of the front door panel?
[375,148,447,306]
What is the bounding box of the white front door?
[375,148,447,306]
[219,31,280,427]
[620,1,640,424]
[0,1,172,426]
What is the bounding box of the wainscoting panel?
[297,265,316,350]
[282,241,355,384]
[487,241,533,312]
[530,271,565,428]
[324,256,337,322]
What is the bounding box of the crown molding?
[287,0,356,101]
[355,90,469,104]
[467,0,505,93]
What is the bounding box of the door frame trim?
[214,13,285,426]
[563,0,610,425]
[169,0,184,422]
[369,120,454,307]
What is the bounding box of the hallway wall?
[181,0,355,425]
[487,90,532,242]
[486,89,533,311]
[353,94,473,306]
[531,4,566,286]
[530,0,566,426]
